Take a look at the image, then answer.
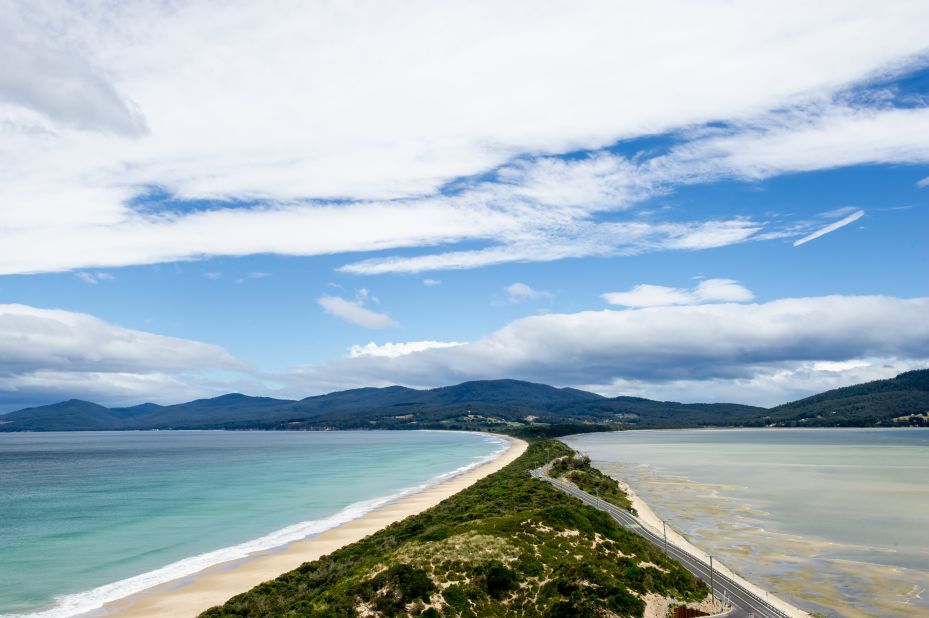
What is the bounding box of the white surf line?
[6,435,511,618]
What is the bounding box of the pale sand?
[613,477,810,618]
[100,435,527,618]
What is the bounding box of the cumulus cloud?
[504,282,551,303]
[287,295,929,405]
[602,278,754,307]
[317,295,399,329]
[0,304,246,411]
[1,2,929,274]
[793,210,864,246]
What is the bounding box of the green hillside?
[0,399,127,431]
[201,440,710,618]
[4,371,926,432]
[765,369,929,426]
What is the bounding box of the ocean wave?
[4,436,509,618]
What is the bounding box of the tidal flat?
[564,428,929,617]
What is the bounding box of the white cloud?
[917,175,929,188]
[603,284,692,308]
[659,106,929,181]
[317,295,399,329]
[0,303,245,410]
[75,271,115,285]
[339,218,765,274]
[1,2,929,274]
[348,341,464,358]
[504,282,551,303]
[0,8,147,136]
[793,210,864,246]
[422,279,442,286]
[287,295,929,405]
[603,278,753,307]
[811,359,871,372]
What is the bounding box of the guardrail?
[531,468,795,618]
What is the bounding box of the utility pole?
[709,555,715,604]
[662,520,668,554]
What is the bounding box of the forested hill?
[1,371,927,432]
[764,369,929,427]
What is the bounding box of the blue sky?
[1,1,928,411]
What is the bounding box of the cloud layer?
[289,295,929,405]
[0,304,244,411]
[1,2,929,274]
[2,295,927,410]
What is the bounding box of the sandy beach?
[96,435,527,618]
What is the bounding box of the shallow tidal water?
[564,428,929,618]
[0,430,504,617]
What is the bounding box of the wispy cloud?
[917,175,929,188]
[1,3,929,275]
[317,295,398,329]
[422,278,442,286]
[75,272,114,285]
[235,272,271,284]
[793,210,864,246]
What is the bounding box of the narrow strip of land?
[99,436,527,618]
[531,467,808,618]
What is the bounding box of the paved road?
[531,468,795,618]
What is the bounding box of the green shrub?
[481,560,518,599]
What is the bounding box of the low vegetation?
[201,440,708,617]
[548,454,635,514]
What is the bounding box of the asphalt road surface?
[531,468,797,618]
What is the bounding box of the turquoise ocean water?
[0,430,504,617]
[564,429,929,617]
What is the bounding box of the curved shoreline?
[90,434,526,618]
[612,475,810,618]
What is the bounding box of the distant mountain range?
[1,371,927,432]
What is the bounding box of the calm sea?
[564,429,929,618]
[0,430,504,617]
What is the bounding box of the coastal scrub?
[201,440,707,617]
